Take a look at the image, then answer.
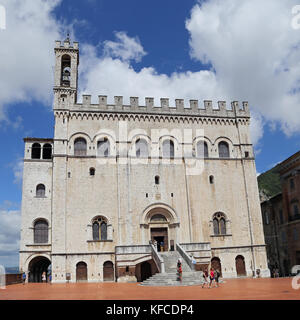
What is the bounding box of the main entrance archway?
[28,256,51,283]
[141,204,179,252]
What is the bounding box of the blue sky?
[0,0,300,267]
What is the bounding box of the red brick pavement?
[0,278,299,300]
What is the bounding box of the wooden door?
[151,228,168,251]
[235,256,246,276]
[76,262,87,282]
[103,261,114,281]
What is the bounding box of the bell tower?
[53,35,79,109]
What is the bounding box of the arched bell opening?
[61,54,71,86]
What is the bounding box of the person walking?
[48,273,52,285]
[160,241,164,252]
[202,269,209,288]
[177,259,182,282]
[153,240,157,251]
[209,268,214,288]
[42,271,46,283]
[214,269,220,287]
[22,272,26,285]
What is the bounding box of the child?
[202,269,209,288]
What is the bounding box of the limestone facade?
[19,38,270,283]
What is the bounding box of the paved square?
[0,278,299,300]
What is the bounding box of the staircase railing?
[176,243,195,271]
[149,241,165,273]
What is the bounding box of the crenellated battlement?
[59,95,250,118]
[55,39,79,50]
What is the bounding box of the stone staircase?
[141,251,204,286]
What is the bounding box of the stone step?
[141,271,205,286]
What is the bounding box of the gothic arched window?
[213,212,227,235]
[43,144,52,160]
[162,140,174,159]
[197,141,208,158]
[97,138,110,157]
[218,141,230,158]
[31,143,41,159]
[36,184,46,198]
[74,138,87,156]
[34,219,48,243]
[92,217,108,240]
[136,139,148,158]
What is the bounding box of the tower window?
[42,144,52,160]
[36,184,46,198]
[34,219,48,244]
[245,151,249,158]
[31,143,41,159]
[61,54,71,86]
[90,168,95,176]
[155,176,160,185]
[209,175,214,184]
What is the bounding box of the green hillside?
[257,165,281,198]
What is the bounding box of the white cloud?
[186,0,300,137]
[0,207,21,267]
[12,158,24,185]
[1,0,300,147]
[0,0,63,123]
[79,0,300,147]
[103,31,147,63]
